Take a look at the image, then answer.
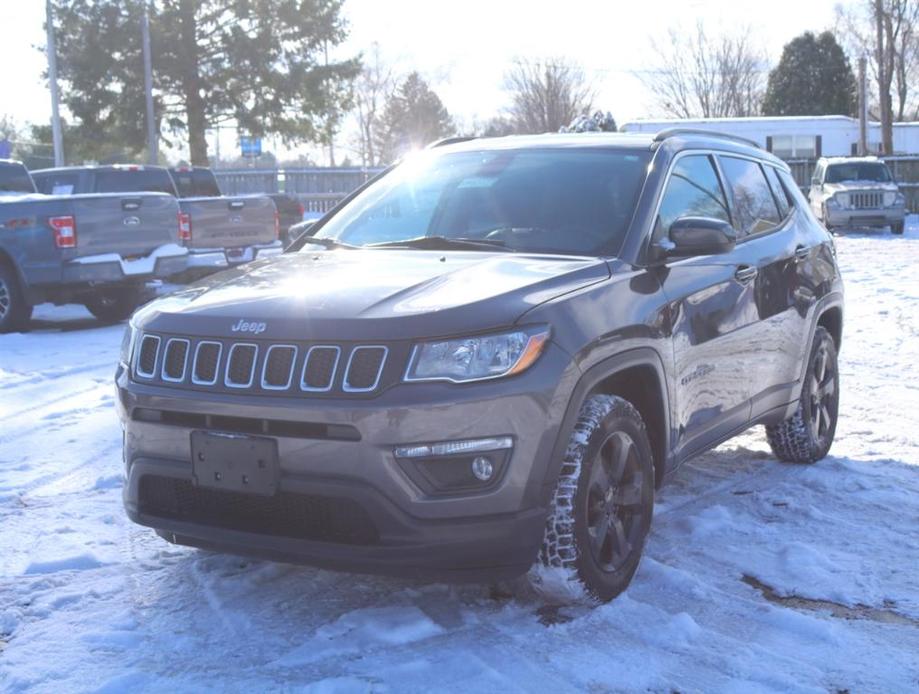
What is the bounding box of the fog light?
[471,456,494,481]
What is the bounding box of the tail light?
[178,212,192,242]
[297,201,305,217]
[274,210,280,239]
[50,215,77,248]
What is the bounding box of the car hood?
[135,249,610,340]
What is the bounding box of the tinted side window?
[763,165,792,218]
[654,154,731,242]
[719,156,782,236]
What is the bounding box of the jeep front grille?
[132,333,394,396]
[192,341,221,385]
[225,344,258,388]
[136,335,160,378]
[161,338,190,382]
[850,191,883,209]
[301,346,340,391]
[343,346,388,392]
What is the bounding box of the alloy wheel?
[0,278,9,320]
[808,341,837,443]
[585,431,645,573]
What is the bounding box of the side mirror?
[288,220,315,242]
[663,217,737,257]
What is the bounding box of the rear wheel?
[0,263,32,333]
[766,327,839,463]
[537,395,655,602]
[892,220,905,235]
[84,286,142,323]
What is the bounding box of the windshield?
[310,147,651,256]
[0,164,36,194]
[93,169,177,195]
[170,169,221,197]
[825,162,892,184]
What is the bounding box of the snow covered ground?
[2,220,919,693]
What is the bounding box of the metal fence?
[216,158,919,214]
[215,167,383,212]
[787,156,919,210]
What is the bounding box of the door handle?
[734,265,758,284]
[794,245,810,261]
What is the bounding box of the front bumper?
[186,241,283,269]
[825,204,905,228]
[116,342,577,580]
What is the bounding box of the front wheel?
[766,326,839,463]
[84,287,142,323]
[537,395,655,602]
[891,220,905,235]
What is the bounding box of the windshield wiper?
[300,237,358,250]
[366,236,511,252]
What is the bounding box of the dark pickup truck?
[32,165,281,276]
[0,159,186,331]
[168,166,305,248]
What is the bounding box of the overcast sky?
[1,0,846,163]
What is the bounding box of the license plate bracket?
[191,431,279,496]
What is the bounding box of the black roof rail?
[427,136,478,149]
[652,128,761,150]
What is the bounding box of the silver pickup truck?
[32,165,281,275]
[0,159,186,332]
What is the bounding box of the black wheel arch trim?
[532,346,673,509]
[799,292,844,386]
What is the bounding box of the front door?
[651,153,758,459]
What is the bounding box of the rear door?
[652,152,757,458]
[67,193,179,257]
[179,195,277,249]
[716,156,806,417]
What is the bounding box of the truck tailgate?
[69,193,179,258]
[180,195,277,249]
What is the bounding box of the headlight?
[120,320,138,367]
[404,327,550,383]
[826,195,842,208]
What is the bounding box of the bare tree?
[641,23,767,118]
[836,0,919,148]
[504,59,595,134]
[352,43,396,167]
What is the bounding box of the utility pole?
[142,2,158,164]
[324,40,336,167]
[858,55,868,156]
[45,0,64,167]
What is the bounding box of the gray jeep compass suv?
[117,130,844,601]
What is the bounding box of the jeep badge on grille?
[231,319,267,334]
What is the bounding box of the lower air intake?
[138,476,379,544]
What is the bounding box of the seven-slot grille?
[133,333,389,396]
[850,191,883,209]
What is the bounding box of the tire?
[0,262,33,333]
[891,220,905,235]
[537,395,655,602]
[84,286,142,323]
[766,326,839,464]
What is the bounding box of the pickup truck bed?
[32,165,281,278]
[0,160,187,331]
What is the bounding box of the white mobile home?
[621,115,919,158]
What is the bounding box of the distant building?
[621,115,919,159]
